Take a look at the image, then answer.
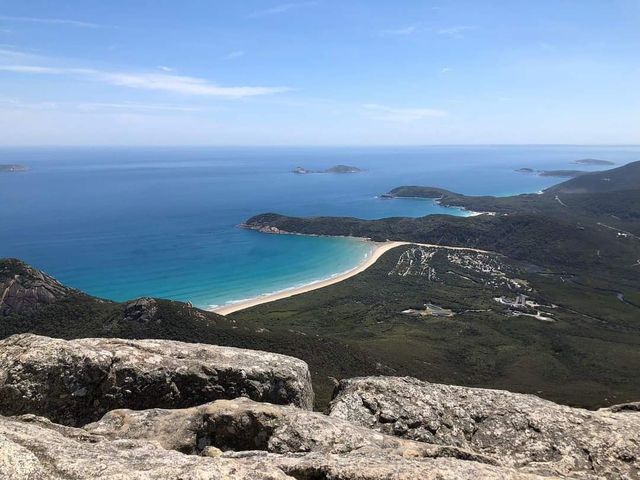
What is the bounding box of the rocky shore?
[1,333,638,479]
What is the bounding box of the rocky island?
[0,163,28,172]
[292,164,363,174]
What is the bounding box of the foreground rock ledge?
[1,404,549,480]
[84,397,494,465]
[0,414,291,480]
[0,334,314,426]
[328,376,640,479]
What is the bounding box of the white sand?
[213,240,491,315]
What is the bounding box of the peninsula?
[515,168,586,177]
[572,158,616,165]
[234,161,640,408]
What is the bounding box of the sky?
[0,0,639,146]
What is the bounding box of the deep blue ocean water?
[1,145,639,308]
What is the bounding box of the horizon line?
[1,143,640,149]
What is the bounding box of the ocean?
[1,145,638,309]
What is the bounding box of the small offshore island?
[0,164,28,172]
[292,164,363,174]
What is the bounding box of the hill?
[236,162,640,408]
[0,258,388,408]
[545,160,640,194]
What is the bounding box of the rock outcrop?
[0,414,291,480]
[0,334,314,426]
[328,376,640,479]
[122,297,158,323]
[1,333,638,478]
[0,401,548,480]
[84,397,493,464]
[0,259,72,316]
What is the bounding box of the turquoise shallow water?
[1,145,638,308]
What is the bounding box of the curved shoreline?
[212,240,491,315]
[212,241,405,315]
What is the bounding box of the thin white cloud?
[437,25,475,37]
[158,65,175,72]
[0,97,200,113]
[0,65,77,74]
[0,15,102,28]
[223,50,245,60]
[382,25,418,36]
[0,47,32,58]
[362,103,447,122]
[75,102,200,112]
[440,67,452,74]
[0,97,59,110]
[0,64,290,98]
[0,45,42,59]
[99,72,289,97]
[248,2,317,18]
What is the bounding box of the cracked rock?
[0,334,314,426]
[328,376,640,479]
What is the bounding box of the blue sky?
[0,0,639,145]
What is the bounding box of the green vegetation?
[238,161,640,407]
[3,161,639,409]
[0,259,381,410]
[232,244,640,409]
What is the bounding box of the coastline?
[212,238,492,315]
[212,241,406,315]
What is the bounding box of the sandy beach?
[213,240,405,315]
[213,240,491,315]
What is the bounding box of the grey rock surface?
[0,412,550,480]
[85,397,493,464]
[0,414,290,480]
[122,297,158,323]
[0,259,71,315]
[328,376,640,479]
[0,334,314,426]
[233,452,548,480]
